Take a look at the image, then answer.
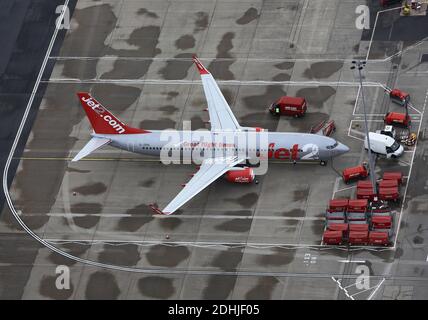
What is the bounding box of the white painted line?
[338,260,366,263]
[367,278,386,300]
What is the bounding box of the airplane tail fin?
[72,137,110,162]
[76,92,149,135]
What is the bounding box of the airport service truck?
[364,132,404,159]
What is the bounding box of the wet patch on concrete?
[236,7,259,25]
[275,61,294,70]
[215,218,252,232]
[394,247,403,259]
[208,32,236,80]
[85,271,120,300]
[48,243,89,266]
[70,202,102,214]
[189,115,206,130]
[295,86,336,108]
[159,105,179,115]
[140,118,176,129]
[164,91,179,100]
[137,8,159,18]
[39,275,74,300]
[413,235,424,245]
[98,244,141,266]
[303,61,344,79]
[310,221,324,236]
[73,215,100,229]
[194,11,209,33]
[61,59,98,79]
[222,210,253,216]
[203,248,243,299]
[159,53,193,80]
[293,188,310,201]
[245,276,279,299]
[138,276,175,299]
[282,208,305,217]
[225,192,258,208]
[146,245,190,267]
[175,34,196,50]
[139,178,156,187]
[288,111,330,132]
[243,86,287,111]
[92,84,141,113]
[258,248,296,266]
[159,217,183,230]
[72,182,107,196]
[116,203,154,232]
[239,112,279,132]
[272,73,291,81]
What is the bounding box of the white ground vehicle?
[364,132,404,158]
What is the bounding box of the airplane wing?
[193,55,241,131]
[156,156,245,215]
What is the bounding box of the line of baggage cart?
[323,171,404,247]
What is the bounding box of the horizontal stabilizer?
[72,137,111,162]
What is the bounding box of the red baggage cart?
[379,179,398,188]
[371,215,392,229]
[383,171,403,185]
[369,231,390,246]
[342,164,369,184]
[323,230,343,245]
[348,199,368,212]
[384,112,411,127]
[326,211,346,220]
[347,211,367,221]
[349,231,369,245]
[328,199,349,212]
[349,223,369,232]
[328,223,349,238]
[356,187,375,201]
[389,89,410,106]
[357,180,373,190]
[378,186,399,202]
[269,96,307,117]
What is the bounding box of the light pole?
[351,60,378,196]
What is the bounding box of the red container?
[389,89,410,106]
[383,171,403,185]
[328,223,349,238]
[323,230,343,245]
[379,179,398,188]
[342,165,369,183]
[371,215,392,229]
[349,231,369,245]
[356,187,375,201]
[348,199,368,212]
[349,223,369,232]
[369,231,390,246]
[326,211,346,220]
[378,186,399,201]
[384,112,411,127]
[328,199,349,212]
[269,96,307,117]
[357,180,373,189]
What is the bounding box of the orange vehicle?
[384,112,411,127]
[269,96,307,117]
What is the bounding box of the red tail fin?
[77,92,149,134]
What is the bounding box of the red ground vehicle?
[378,186,400,202]
[383,171,403,185]
[356,180,373,190]
[368,231,390,246]
[356,187,376,201]
[349,231,369,245]
[342,164,369,184]
[269,96,307,117]
[348,199,368,212]
[328,199,349,212]
[379,179,398,188]
[323,230,343,245]
[380,0,402,7]
[384,112,411,127]
[328,223,349,239]
[371,215,392,229]
[389,89,410,106]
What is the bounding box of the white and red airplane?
[73,55,349,215]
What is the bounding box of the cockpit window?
[326,141,339,149]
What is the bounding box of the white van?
[364,132,404,159]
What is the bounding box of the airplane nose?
[336,142,350,155]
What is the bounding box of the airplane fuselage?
[94,130,349,162]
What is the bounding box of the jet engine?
[225,167,255,183]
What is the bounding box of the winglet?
[149,204,171,215]
[192,54,210,75]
